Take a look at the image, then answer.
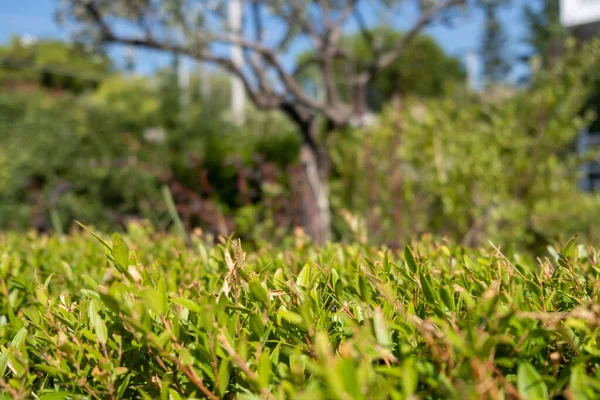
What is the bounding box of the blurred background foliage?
[331,41,600,252]
[295,29,466,111]
[2,30,600,253]
[0,36,111,92]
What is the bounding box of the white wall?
[561,0,600,27]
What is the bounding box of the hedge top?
[1,225,600,399]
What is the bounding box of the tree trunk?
[298,129,331,245]
[280,104,332,245]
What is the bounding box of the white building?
[562,1,600,190]
[561,0,600,38]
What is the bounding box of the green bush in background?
[330,40,600,251]
[0,37,111,93]
[0,91,166,232]
[0,80,300,242]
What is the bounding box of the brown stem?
[217,332,258,382]
[0,377,21,399]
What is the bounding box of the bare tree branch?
[293,57,316,78]
[76,0,465,131]
[353,3,376,52]
[315,0,360,112]
[81,0,329,114]
[317,0,333,32]
[284,0,323,48]
[82,1,271,107]
[81,0,112,38]
[293,47,356,79]
[242,1,274,97]
[242,50,272,100]
[280,101,319,152]
[329,0,358,44]
[350,0,464,92]
[251,0,264,43]
[321,55,340,105]
[375,0,465,70]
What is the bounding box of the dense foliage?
[0,36,111,93]
[0,84,300,241]
[1,225,600,399]
[330,39,600,251]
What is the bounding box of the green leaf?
[289,354,306,377]
[249,313,265,337]
[258,348,271,389]
[278,310,305,328]
[98,292,122,314]
[170,297,204,314]
[0,253,9,278]
[314,331,333,361]
[168,389,183,400]
[43,273,54,289]
[517,363,549,400]
[373,307,391,349]
[142,283,167,316]
[218,359,231,397]
[562,234,579,259]
[404,245,418,274]
[419,271,437,304]
[88,300,108,344]
[138,388,154,400]
[112,233,129,271]
[35,285,48,305]
[75,221,112,250]
[155,330,172,348]
[11,327,28,352]
[338,359,359,397]
[440,287,455,311]
[0,350,8,377]
[358,275,369,301]
[249,281,268,303]
[570,364,592,400]
[39,393,73,400]
[179,348,194,366]
[402,358,418,397]
[296,264,312,288]
[33,364,65,377]
[157,276,167,315]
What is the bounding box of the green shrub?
[0,37,111,93]
[330,39,600,251]
[0,91,168,232]
[0,84,299,243]
[1,226,600,399]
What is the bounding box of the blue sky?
[0,0,532,86]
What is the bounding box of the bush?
[1,226,600,399]
[330,40,600,251]
[0,83,300,243]
[0,91,168,232]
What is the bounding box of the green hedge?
[1,225,600,399]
